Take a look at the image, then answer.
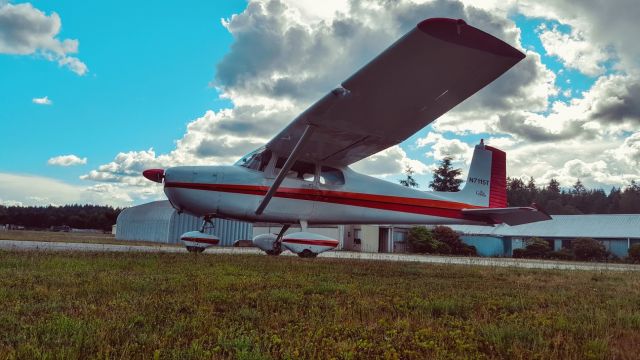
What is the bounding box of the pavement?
[1,239,639,272]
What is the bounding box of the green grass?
[0,251,639,359]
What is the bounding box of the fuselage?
[163,163,488,226]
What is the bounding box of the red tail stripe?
[485,146,507,208]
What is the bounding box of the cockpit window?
[320,166,345,185]
[236,148,272,172]
[275,157,316,182]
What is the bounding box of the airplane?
[143,18,551,257]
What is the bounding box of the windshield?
[235,147,272,172]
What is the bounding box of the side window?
[274,157,316,182]
[319,166,345,186]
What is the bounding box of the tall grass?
[0,251,638,359]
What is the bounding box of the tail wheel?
[297,249,318,258]
[186,246,205,253]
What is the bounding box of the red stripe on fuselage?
[164,182,481,219]
[282,238,339,247]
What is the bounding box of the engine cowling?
[181,231,220,253]
[281,232,339,257]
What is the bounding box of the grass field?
[1,251,639,359]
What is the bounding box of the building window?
[393,230,408,242]
[354,229,361,245]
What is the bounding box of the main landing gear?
[181,214,220,253]
[252,221,339,258]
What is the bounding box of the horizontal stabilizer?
[462,206,551,226]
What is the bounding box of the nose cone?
[143,168,165,183]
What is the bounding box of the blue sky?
[0,1,245,185]
[1,0,638,206]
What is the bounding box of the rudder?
[459,141,507,208]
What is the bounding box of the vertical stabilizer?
[459,141,507,208]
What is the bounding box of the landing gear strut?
[182,214,220,253]
[266,224,290,256]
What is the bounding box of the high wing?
[265,18,525,166]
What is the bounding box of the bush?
[512,238,552,259]
[432,226,476,256]
[512,248,526,258]
[572,238,609,261]
[407,227,438,253]
[548,248,575,261]
[629,244,640,263]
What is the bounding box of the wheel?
[186,246,205,253]
[297,249,318,258]
[265,249,282,256]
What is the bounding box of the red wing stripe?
[282,239,339,247]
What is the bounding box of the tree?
[628,244,640,263]
[429,156,463,192]
[399,165,419,188]
[546,178,561,195]
[407,226,438,253]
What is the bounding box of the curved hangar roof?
[450,215,640,239]
[116,201,252,245]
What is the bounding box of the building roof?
[450,215,640,239]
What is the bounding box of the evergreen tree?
[399,165,419,188]
[429,156,463,192]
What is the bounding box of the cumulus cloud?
[32,96,52,105]
[85,0,547,193]
[517,0,640,72]
[47,154,87,167]
[79,0,640,203]
[0,2,88,75]
[352,146,430,177]
[0,172,155,207]
[417,132,474,164]
[537,24,609,76]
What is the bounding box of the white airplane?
[143,18,550,257]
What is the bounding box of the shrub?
[572,238,609,261]
[407,227,438,253]
[432,226,476,256]
[548,248,575,261]
[629,244,640,263]
[512,238,551,259]
[512,248,526,258]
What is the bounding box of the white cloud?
[0,172,159,207]
[537,24,608,76]
[77,0,640,204]
[352,146,430,177]
[32,96,52,105]
[0,2,88,75]
[47,154,87,167]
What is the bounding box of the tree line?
[0,205,122,231]
[400,156,640,214]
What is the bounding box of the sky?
[0,0,639,207]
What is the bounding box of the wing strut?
[255,124,315,215]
